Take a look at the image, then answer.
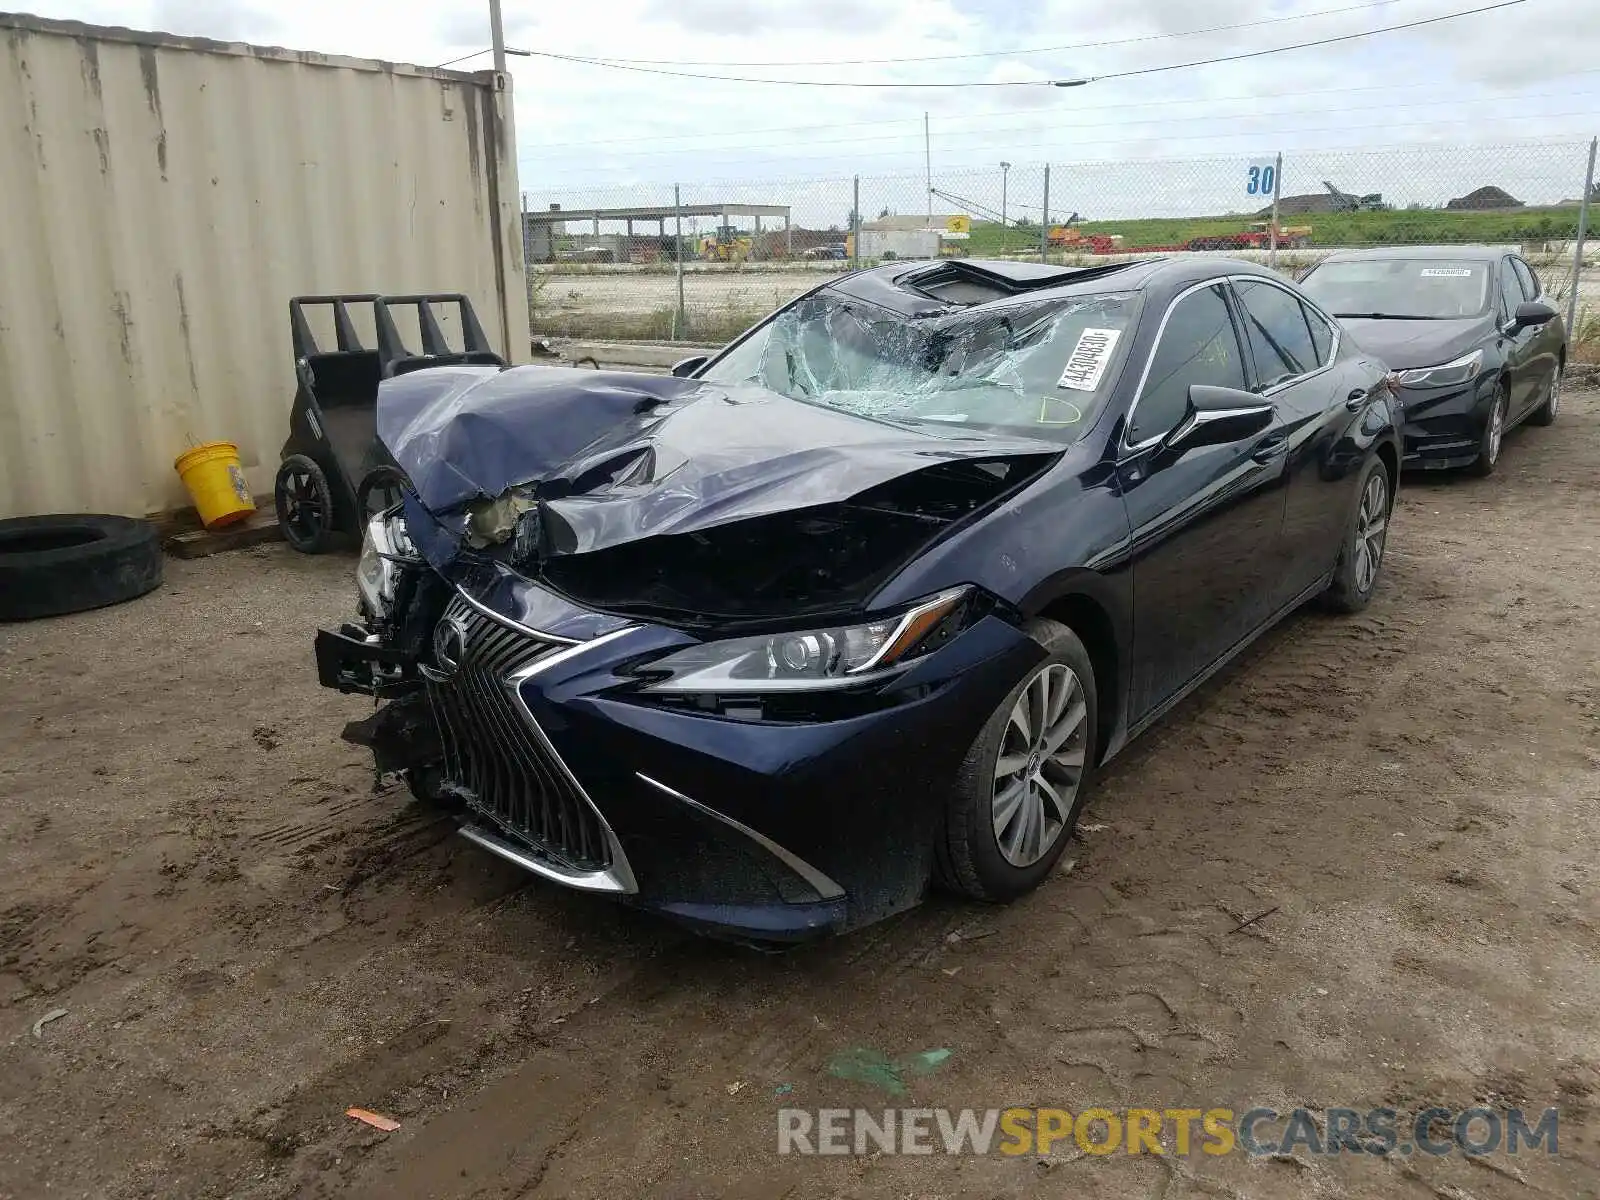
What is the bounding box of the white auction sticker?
[1419,268,1473,277]
[1056,327,1122,392]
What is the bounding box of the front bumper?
[320,588,1039,942]
[1395,377,1495,469]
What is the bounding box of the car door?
[1511,256,1563,409]
[1495,257,1540,417]
[1117,281,1290,723]
[1230,277,1361,603]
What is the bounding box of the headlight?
[1396,349,1483,389]
[356,508,413,620]
[639,588,970,693]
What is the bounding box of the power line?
[518,68,1600,152]
[568,0,1405,68]
[526,0,1528,89]
[434,45,530,68]
[521,87,1600,165]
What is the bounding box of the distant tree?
[878,206,893,219]
[845,208,859,228]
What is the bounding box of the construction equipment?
[700,225,753,263]
[1185,221,1314,251]
[1322,181,1387,212]
[1049,227,1121,254]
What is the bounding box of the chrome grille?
[424,595,612,870]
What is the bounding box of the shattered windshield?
[699,289,1141,442]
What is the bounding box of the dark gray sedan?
[1298,245,1565,475]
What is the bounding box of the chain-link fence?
[524,139,1598,351]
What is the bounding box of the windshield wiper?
[1332,312,1448,320]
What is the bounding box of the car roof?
[834,255,1281,315]
[1315,244,1509,263]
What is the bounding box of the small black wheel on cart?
[274,454,335,554]
[356,465,409,524]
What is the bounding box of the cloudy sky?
[19,0,1600,219]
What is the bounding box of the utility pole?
[924,113,932,230]
[1567,137,1596,342]
[1268,151,1283,271]
[488,0,507,74]
[1000,161,1011,243]
[1040,164,1050,262]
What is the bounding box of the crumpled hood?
[376,364,1060,562]
[1341,315,1493,372]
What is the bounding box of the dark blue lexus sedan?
[316,256,1401,942]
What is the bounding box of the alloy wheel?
[1486,393,1506,465]
[1549,373,1562,417]
[991,663,1089,867]
[1352,470,1389,595]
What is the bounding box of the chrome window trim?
[1121,273,1340,455]
[636,773,847,901]
[1121,278,1243,454]
[1235,275,1342,397]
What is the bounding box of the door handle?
[1251,432,1288,463]
[1345,388,1368,411]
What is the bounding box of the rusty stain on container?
[0,12,528,519]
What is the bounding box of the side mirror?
[670,355,709,378]
[1510,300,1557,333]
[1164,384,1275,452]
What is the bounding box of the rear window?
[1299,259,1490,320]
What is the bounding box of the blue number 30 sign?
[1246,159,1277,197]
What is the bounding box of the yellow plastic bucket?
[174,441,255,529]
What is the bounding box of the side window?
[1496,261,1524,322]
[1234,280,1317,389]
[1511,257,1539,300]
[1130,285,1247,444]
[1304,302,1336,366]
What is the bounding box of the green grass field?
[965,206,1585,256]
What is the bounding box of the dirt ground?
[3,395,1600,1200]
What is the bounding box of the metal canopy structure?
[524,201,795,263]
[526,203,791,227]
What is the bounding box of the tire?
[1527,367,1561,427]
[936,618,1098,902]
[355,465,409,525]
[274,454,335,554]
[1321,456,1391,614]
[0,514,163,621]
[1467,385,1509,477]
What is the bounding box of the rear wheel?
[1528,366,1561,427]
[1322,457,1391,614]
[1467,385,1509,477]
[936,618,1098,902]
[274,454,335,553]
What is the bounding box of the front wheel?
[936,618,1098,902]
[1467,385,1509,477]
[1322,457,1391,614]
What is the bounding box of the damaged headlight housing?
[639,588,970,693]
[356,507,414,620]
[1395,349,1483,389]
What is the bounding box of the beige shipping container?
[0,14,530,520]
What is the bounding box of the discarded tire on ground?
[0,514,164,621]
